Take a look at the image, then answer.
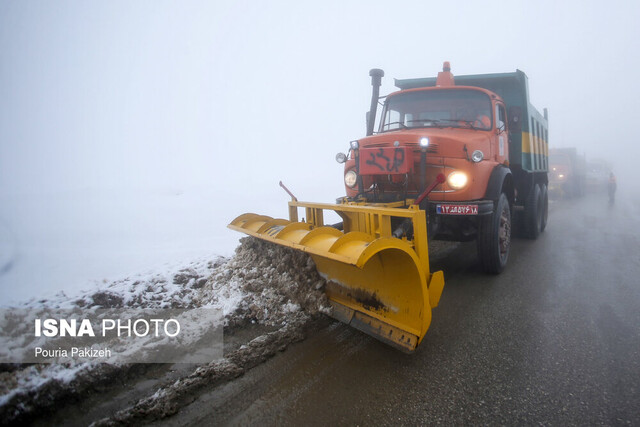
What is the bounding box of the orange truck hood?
[358,128,491,160]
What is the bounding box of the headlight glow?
[558,174,565,179]
[419,137,430,147]
[344,170,358,188]
[447,171,468,190]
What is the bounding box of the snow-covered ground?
[0,186,289,305]
[0,182,333,422]
[0,237,330,423]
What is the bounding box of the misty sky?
[2,0,639,199]
[2,0,640,302]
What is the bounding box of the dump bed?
[395,70,548,173]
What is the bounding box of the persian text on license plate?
[436,204,478,215]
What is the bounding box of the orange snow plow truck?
[229,62,549,352]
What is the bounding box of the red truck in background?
[549,148,586,198]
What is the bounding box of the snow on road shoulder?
[17,256,224,311]
[202,237,331,327]
[0,237,331,424]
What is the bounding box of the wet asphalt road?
[167,190,640,426]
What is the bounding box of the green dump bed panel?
[395,70,548,172]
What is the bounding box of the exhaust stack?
[367,68,384,136]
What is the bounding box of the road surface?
[165,190,640,425]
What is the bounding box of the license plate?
[359,147,411,175]
[436,204,478,215]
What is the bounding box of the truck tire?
[540,184,548,233]
[477,193,511,274]
[524,183,542,239]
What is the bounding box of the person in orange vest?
[474,111,491,130]
[608,172,617,204]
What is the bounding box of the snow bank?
[201,237,331,327]
[0,237,331,424]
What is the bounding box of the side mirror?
[508,106,522,133]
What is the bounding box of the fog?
[1,0,639,302]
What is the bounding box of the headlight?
[344,170,358,188]
[336,152,347,164]
[558,174,565,179]
[419,137,429,147]
[471,150,484,163]
[447,171,468,190]
[350,140,359,150]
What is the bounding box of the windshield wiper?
[454,120,476,129]
[407,118,472,129]
[385,119,480,131]
[406,119,441,127]
[382,121,408,131]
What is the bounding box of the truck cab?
[337,63,549,273]
[549,148,586,198]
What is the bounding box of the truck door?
[495,103,508,163]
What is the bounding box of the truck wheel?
[524,183,542,239]
[540,184,548,233]
[477,193,511,274]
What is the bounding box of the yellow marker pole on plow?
[228,200,444,352]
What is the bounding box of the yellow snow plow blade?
[228,200,444,352]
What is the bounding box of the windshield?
[379,89,493,132]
